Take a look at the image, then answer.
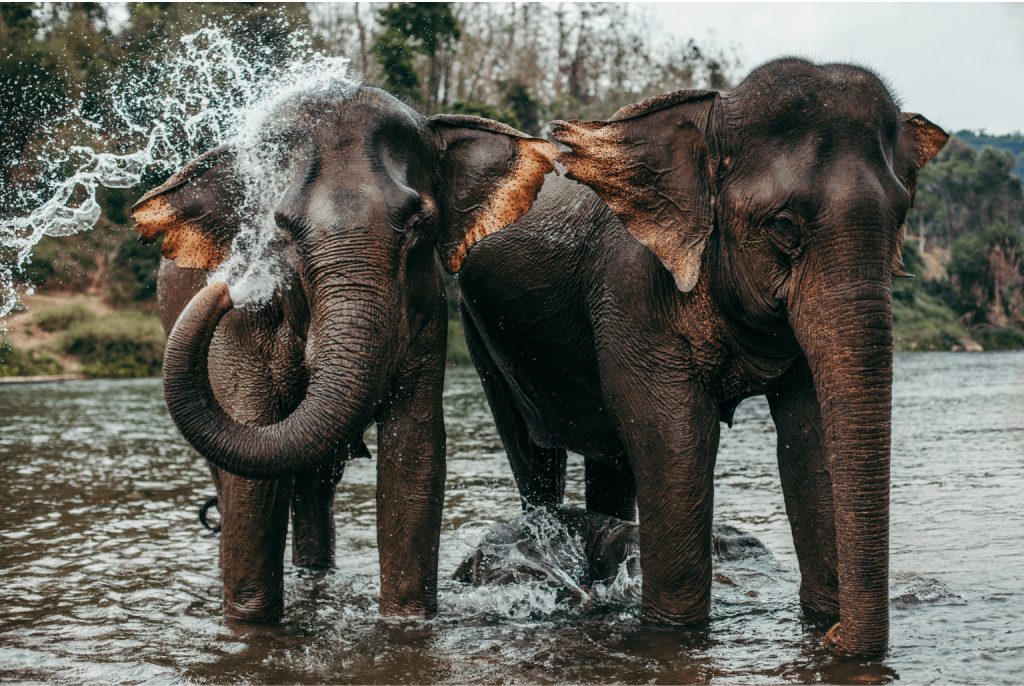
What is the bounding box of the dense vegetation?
[2,3,1022,378]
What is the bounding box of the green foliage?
[955,129,1024,181]
[908,137,1024,249]
[973,326,1024,351]
[374,26,421,103]
[445,101,521,130]
[446,83,541,135]
[24,235,101,291]
[106,236,163,307]
[374,3,459,107]
[892,280,969,351]
[0,338,63,377]
[892,242,971,350]
[33,304,96,333]
[446,317,471,367]
[948,223,1024,327]
[501,81,540,136]
[60,313,165,378]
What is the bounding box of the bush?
[0,339,64,377]
[60,313,165,378]
[973,326,1024,351]
[106,235,163,307]
[949,223,1024,327]
[1,339,38,377]
[33,304,96,332]
[892,280,968,351]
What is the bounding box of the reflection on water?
[1,352,1022,684]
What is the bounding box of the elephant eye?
[400,196,437,234]
[766,214,802,256]
[400,212,424,233]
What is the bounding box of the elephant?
[130,85,558,623]
[455,58,948,655]
[454,506,767,604]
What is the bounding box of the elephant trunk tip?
[207,282,234,311]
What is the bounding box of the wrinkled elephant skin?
[134,88,557,622]
[458,58,947,656]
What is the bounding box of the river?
[1,352,1022,683]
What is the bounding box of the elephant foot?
[225,598,284,624]
[292,547,333,570]
[225,579,284,624]
[800,588,840,626]
[641,599,711,627]
[823,622,887,658]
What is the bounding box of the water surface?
[1,352,1022,683]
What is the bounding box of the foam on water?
[0,23,355,319]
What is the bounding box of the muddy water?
[1,352,1022,684]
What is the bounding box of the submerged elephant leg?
[462,304,567,509]
[608,368,719,626]
[290,461,344,569]
[215,467,293,623]
[584,457,637,521]
[767,361,840,619]
[374,354,447,617]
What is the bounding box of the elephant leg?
[374,357,447,616]
[607,369,719,626]
[290,460,344,569]
[215,466,293,623]
[502,415,567,512]
[462,304,566,509]
[767,360,840,619]
[585,457,636,521]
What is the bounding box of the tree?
[373,3,460,109]
[949,223,1024,328]
[908,136,1024,250]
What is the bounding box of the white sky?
[644,2,1024,134]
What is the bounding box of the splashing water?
[0,23,355,319]
[448,507,642,619]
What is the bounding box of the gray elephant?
[456,58,948,655]
[131,86,558,623]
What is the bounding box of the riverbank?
[1,293,163,379]
[1,292,475,381]
[3,289,1020,382]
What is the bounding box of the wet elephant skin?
[136,87,558,623]
[458,58,948,656]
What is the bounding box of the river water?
[1,352,1021,684]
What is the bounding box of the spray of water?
[0,23,355,319]
[448,508,642,619]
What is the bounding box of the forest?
[2,2,1023,378]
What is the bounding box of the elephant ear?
[551,90,720,293]
[893,113,949,277]
[430,114,559,273]
[131,146,245,271]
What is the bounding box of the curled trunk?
[163,282,384,480]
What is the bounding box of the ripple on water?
[1,355,1023,684]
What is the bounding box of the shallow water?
[1,352,1022,684]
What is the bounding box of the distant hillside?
[955,130,1024,180]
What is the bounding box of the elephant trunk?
[163,266,392,480]
[791,274,893,657]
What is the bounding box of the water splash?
[0,23,354,319]
[448,507,639,619]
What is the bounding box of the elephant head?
[551,58,948,656]
[132,86,557,480]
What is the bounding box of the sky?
[645,2,1024,134]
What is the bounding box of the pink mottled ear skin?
[131,146,242,271]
